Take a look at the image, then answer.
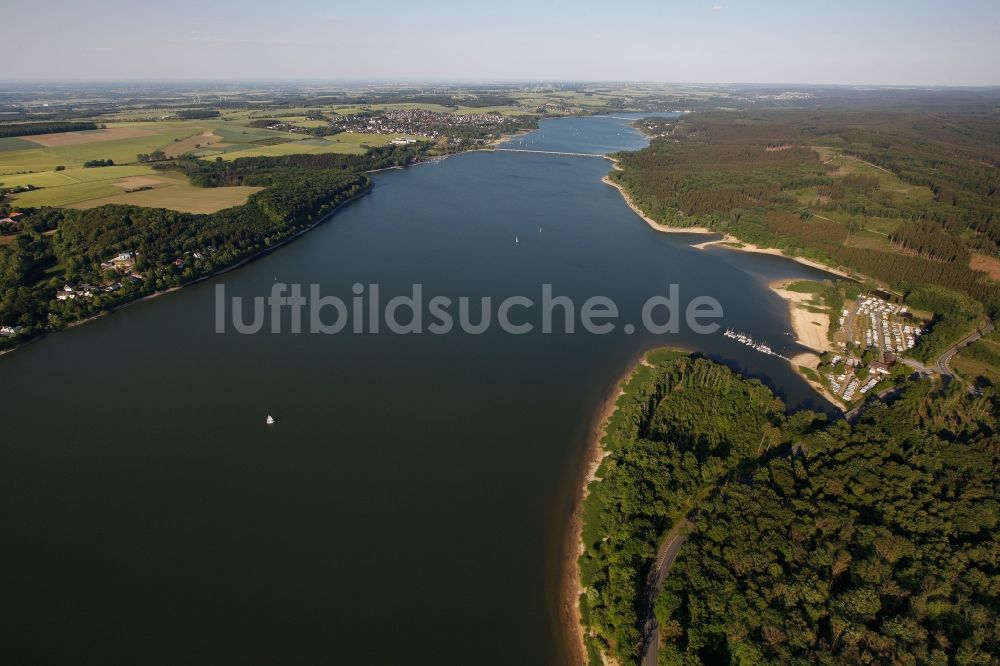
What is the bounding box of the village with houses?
[328,108,526,141]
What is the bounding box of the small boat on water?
[515,236,519,244]
[266,415,275,425]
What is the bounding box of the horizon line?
[2,78,1000,90]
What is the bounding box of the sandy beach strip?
[601,164,853,279]
[696,238,853,279]
[562,351,659,666]
[601,175,716,236]
[769,278,845,409]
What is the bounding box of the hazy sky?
[7,0,1000,85]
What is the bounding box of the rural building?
[100,251,137,271]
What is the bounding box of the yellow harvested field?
[163,130,225,157]
[22,126,157,147]
[115,175,171,188]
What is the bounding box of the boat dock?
[723,327,789,361]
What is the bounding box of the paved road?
[901,357,935,377]
[935,318,993,377]
[844,318,993,421]
[639,519,690,666]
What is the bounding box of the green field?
[213,123,307,144]
[0,137,39,152]
[0,115,422,206]
[0,125,200,174]
[13,179,127,207]
[71,173,262,214]
[779,146,941,251]
[6,165,160,206]
[7,164,259,213]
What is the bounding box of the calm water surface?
[1,115,837,665]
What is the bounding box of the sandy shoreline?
[770,278,835,354]
[600,167,852,412]
[490,128,535,147]
[768,278,844,409]
[601,163,852,279]
[601,175,717,236]
[561,351,654,666]
[697,238,852,279]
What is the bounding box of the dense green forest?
[905,285,985,364]
[0,121,100,138]
[612,111,1000,321]
[658,381,998,665]
[579,350,998,665]
[578,350,822,663]
[156,143,425,187]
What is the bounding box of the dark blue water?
[0,115,836,665]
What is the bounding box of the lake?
[1,114,838,665]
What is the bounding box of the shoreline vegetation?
[1,189,372,356]
[562,350,653,666]
[0,123,545,358]
[564,348,661,666]
[569,349,806,664]
[602,164,851,405]
[602,163,852,279]
[0,179,373,357]
[567,348,999,665]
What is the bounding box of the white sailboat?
[515,236,519,244]
[266,415,275,425]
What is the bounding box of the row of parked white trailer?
[828,369,882,401]
[854,296,922,354]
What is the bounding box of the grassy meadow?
[71,172,262,214]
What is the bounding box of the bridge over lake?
[493,148,607,158]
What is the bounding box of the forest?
[156,143,425,187]
[613,111,1000,323]
[578,350,821,663]
[658,381,998,665]
[0,121,100,138]
[579,350,998,665]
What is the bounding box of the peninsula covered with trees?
[578,349,998,665]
